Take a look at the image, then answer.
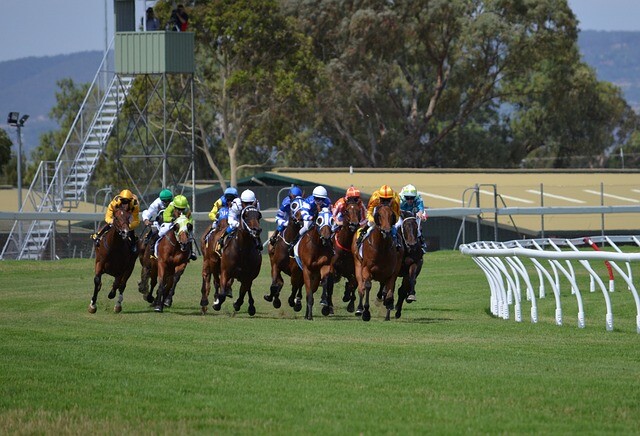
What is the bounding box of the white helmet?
[312,186,328,199]
[240,189,256,203]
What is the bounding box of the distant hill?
[1,31,639,155]
[0,51,102,154]
[577,30,640,110]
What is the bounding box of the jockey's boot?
[419,235,427,253]
[189,241,197,261]
[128,231,138,254]
[269,229,279,246]
[91,224,110,247]
[216,234,225,254]
[355,228,366,247]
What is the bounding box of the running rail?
[459,235,640,333]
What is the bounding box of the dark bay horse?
[395,211,424,319]
[212,206,262,315]
[199,214,228,314]
[297,208,335,320]
[352,204,404,321]
[89,208,137,313]
[137,228,158,304]
[154,215,194,312]
[330,202,362,313]
[265,198,304,312]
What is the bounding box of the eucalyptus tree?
[193,0,321,187]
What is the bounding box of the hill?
[577,30,640,110]
[0,51,102,154]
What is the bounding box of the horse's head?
[400,212,420,250]
[112,208,131,240]
[289,198,305,229]
[314,208,335,246]
[344,202,362,232]
[241,206,262,239]
[374,204,396,238]
[173,215,193,252]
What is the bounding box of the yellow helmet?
[119,189,134,200]
[173,195,188,209]
[378,185,394,199]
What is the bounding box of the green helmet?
[400,184,418,198]
[173,194,188,209]
[159,189,173,202]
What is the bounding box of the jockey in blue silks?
[398,184,428,253]
[270,186,304,245]
[299,186,332,236]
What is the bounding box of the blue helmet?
[224,187,238,197]
[289,186,303,197]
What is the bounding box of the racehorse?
[211,206,262,315]
[394,211,424,319]
[88,208,137,313]
[330,202,362,313]
[265,198,304,312]
[199,212,228,314]
[297,208,335,320]
[352,204,404,321]
[154,215,194,312]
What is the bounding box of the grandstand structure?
[0,3,195,260]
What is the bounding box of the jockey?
[331,185,367,230]
[299,186,332,236]
[270,185,304,245]
[399,184,428,253]
[205,186,238,239]
[92,189,140,253]
[157,194,197,261]
[219,189,262,251]
[356,184,401,248]
[141,188,173,243]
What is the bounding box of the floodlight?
[7,112,19,126]
[19,114,29,125]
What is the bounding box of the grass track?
[1,251,639,434]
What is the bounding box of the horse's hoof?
[263,294,273,302]
[200,299,209,308]
[200,306,208,315]
[154,305,163,312]
[213,304,221,311]
[294,302,302,312]
[88,305,97,314]
[273,297,281,309]
[395,311,402,319]
[233,302,241,312]
[145,294,155,304]
[347,302,355,313]
[362,311,371,322]
[320,298,328,307]
[248,306,256,317]
[288,296,295,307]
[406,294,416,303]
[321,306,331,317]
[342,292,350,303]
[226,291,233,299]
[108,291,116,300]
[114,305,122,313]
[355,308,363,316]
[164,299,172,308]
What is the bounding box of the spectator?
[169,4,189,31]
[145,7,160,31]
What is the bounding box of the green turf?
[1,251,639,434]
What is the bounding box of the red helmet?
[345,186,360,198]
[378,185,394,199]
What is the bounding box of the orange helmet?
[378,185,394,199]
[119,189,134,200]
[345,186,360,198]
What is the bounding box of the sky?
[0,0,639,63]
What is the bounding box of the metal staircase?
[1,50,135,260]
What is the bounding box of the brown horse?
[330,202,362,313]
[154,215,194,312]
[394,211,424,319]
[88,208,137,313]
[352,204,404,321]
[297,208,335,320]
[137,226,158,304]
[199,214,228,314]
[212,206,262,315]
[265,198,304,312]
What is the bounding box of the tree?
[193,0,321,187]
[0,129,13,184]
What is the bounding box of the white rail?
[460,236,640,333]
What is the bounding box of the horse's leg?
[247,285,256,317]
[233,281,248,313]
[266,251,284,306]
[362,273,372,322]
[376,282,385,302]
[148,261,158,304]
[396,277,408,319]
[320,266,334,316]
[89,270,103,313]
[406,263,418,303]
[155,262,167,312]
[303,270,318,321]
[346,278,357,313]
[291,264,303,312]
[166,264,186,308]
[200,262,212,314]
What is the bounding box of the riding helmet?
[119,189,134,200]
[289,186,303,197]
[400,184,417,199]
[378,185,394,199]
[241,189,256,203]
[346,186,360,198]
[173,195,188,209]
[224,187,238,197]
[159,189,173,202]
[312,186,328,199]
